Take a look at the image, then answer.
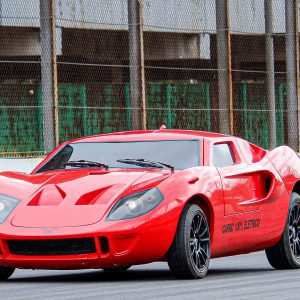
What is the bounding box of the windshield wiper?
[117,159,174,172]
[63,160,109,170]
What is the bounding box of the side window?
[213,143,235,168]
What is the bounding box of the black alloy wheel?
[266,192,300,269]
[190,213,210,273]
[167,204,210,279]
[289,204,300,257]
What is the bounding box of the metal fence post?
[125,83,132,131]
[128,0,147,130]
[277,83,285,146]
[40,0,59,153]
[166,83,172,129]
[264,0,277,149]
[285,0,299,151]
[215,0,233,135]
[242,83,248,141]
[204,84,211,132]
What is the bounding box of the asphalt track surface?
[1,251,298,300]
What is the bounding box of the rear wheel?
[266,192,300,269]
[0,266,15,280]
[167,204,210,279]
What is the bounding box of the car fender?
[156,166,222,255]
[267,146,300,195]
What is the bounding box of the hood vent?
[76,186,112,205]
[28,185,66,206]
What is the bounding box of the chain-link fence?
[0,0,299,157]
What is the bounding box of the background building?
[0,0,298,157]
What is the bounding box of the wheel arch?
[186,194,214,235]
[163,193,215,260]
[292,181,300,196]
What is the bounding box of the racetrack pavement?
[1,251,298,300]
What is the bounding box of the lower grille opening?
[7,238,96,256]
[100,237,109,254]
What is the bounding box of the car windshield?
[36,140,200,173]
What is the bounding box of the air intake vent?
[100,237,109,254]
[7,238,96,256]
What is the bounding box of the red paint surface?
[0,129,299,269]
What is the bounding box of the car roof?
[68,129,229,144]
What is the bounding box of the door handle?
[188,177,199,184]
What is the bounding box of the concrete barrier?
[0,158,44,174]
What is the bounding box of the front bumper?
[0,212,178,270]
[0,234,139,269]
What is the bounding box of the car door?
[203,138,286,256]
[211,141,269,216]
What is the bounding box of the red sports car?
[0,128,300,280]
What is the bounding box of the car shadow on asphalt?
[7,267,275,283]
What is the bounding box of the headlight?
[0,195,20,224]
[107,188,164,221]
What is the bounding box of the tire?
[167,204,210,279]
[102,266,131,272]
[266,192,300,269]
[0,266,15,280]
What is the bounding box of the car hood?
[0,169,169,228]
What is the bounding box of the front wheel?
[266,192,300,269]
[167,204,210,279]
[0,266,15,280]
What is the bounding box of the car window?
[213,143,235,168]
[36,140,200,173]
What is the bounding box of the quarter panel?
[267,146,300,194]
